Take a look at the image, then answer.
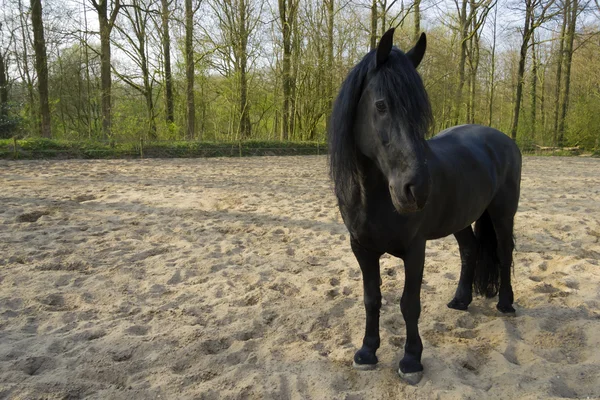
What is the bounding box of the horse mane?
[328,47,433,208]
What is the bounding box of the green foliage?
[4,1,599,155]
[0,103,23,139]
[0,138,327,159]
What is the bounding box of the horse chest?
[341,200,417,254]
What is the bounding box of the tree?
[557,0,580,145]
[0,50,8,124]
[414,0,421,41]
[213,0,261,139]
[31,0,51,138]
[90,0,120,139]
[452,0,493,125]
[487,1,498,126]
[278,0,299,140]
[552,0,568,144]
[370,0,377,50]
[114,0,159,138]
[185,0,194,139]
[509,0,555,140]
[325,0,334,132]
[160,0,174,125]
[0,23,9,121]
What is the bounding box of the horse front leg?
[448,226,477,311]
[398,240,426,385]
[351,239,382,370]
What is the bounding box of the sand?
[0,155,599,400]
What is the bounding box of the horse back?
[428,124,522,185]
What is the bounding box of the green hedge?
[0,138,328,159]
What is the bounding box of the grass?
[0,138,327,160]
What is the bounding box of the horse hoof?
[398,369,423,385]
[353,361,377,370]
[447,298,469,311]
[497,304,516,314]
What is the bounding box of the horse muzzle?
[389,173,430,213]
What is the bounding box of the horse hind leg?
[447,226,477,311]
[489,214,516,313]
[486,194,518,313]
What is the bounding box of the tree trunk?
[325,0,334,132]
[558,0,578,145]
[239,0,251,139]
[82,2,95,138]
[530,34,538,141]
[290,14,300,140]
[185,0,195,139]
[17,0,36,132]
[414,0,421,41]
[370,0,377,50]
[552,0,568,144]
[139,30,156,138]
[510,0,533,140]
[31,0,51,138]
[0,52,7,117]
[379,0,387,37]
[161,0,174,125]
[453,0,468,125]
[488,2,497,126]
[279,0,297,140]
[540,63,547,138]
[91,0,120,140]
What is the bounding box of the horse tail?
[473,210,500,298]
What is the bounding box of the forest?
[0,0,599,151]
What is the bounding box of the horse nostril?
[404,184,416,204]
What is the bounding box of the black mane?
[328,47,432,207]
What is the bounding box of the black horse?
[328,28,522,384]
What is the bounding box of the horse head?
[354,28,432,213]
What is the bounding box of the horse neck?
[356,152,389,197]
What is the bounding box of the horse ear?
[406,33,427,68]
[376,28,395,67]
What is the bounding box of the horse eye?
[375,100,387,113]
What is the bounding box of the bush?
[0,138,327,159]
[0,103,22,139]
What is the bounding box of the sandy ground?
[0,155,599,400]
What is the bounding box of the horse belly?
[425,178,495,240]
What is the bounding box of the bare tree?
[552,0,568,144]
[325,0,334,132]
[509,0,555,140]
[557,0,581,145]
[487,0,498,126]
[278,0,299,140]
[0,23,10,121]
[452,0,493,125]
[414,0,421,41]
[160,0,174,125]
[530,31,539,139]
[31,0,51,137]
[370,0,377,50]
[90,0,120,139]
[185,0,194,139]
[114,0,159,138]
[212,0,264,139]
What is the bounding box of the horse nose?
[407,176,429,209]
[389,175,429,210]
[404,183,417,205]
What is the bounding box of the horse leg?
[398,239,426,385]
[351,239,383,369]
[490,215,516,313]
[447,226,477,311]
